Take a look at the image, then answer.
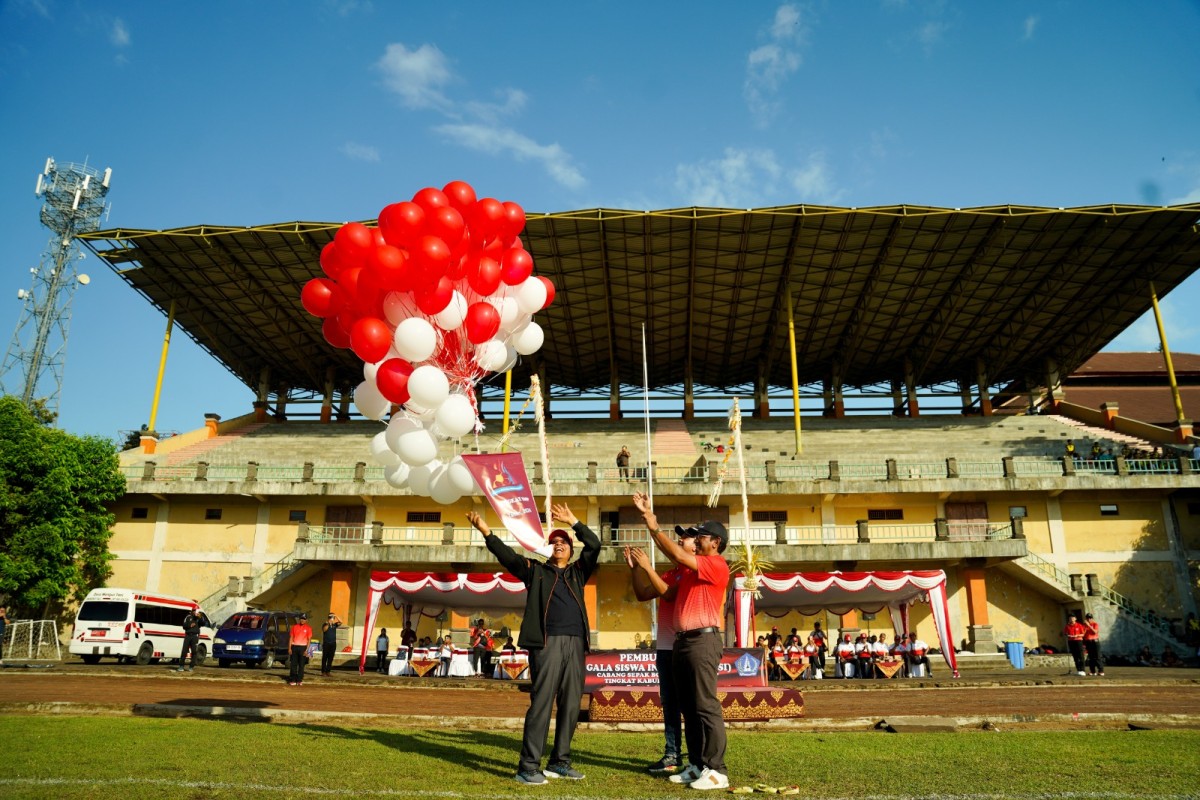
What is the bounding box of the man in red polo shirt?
[1063,613,1087,676]
[634,491,730,791]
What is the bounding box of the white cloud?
[435,123,585,190]
[1022,15,1039,41]
[327,0,372,15]
[464,88,528,124]
[917,20,948,50]
[744,3,807,126]
[673,147,842,208]
[375,43,454,111]
[110,18,130,47]
[341,142,380,163]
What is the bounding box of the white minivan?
[69,588,214,665]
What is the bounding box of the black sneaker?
[515,770,547,785]
[648,757,679,774]
[543,763,584,780]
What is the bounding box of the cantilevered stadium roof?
[80,204,1200,401]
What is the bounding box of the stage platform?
[588,685,804,722]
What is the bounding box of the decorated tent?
[357,571,527,673]
[729,570,959,677]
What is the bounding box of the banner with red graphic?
[461,453,548,555]
[583,648,767,692]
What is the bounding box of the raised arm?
[633,491,699,572]
[626,546,669,601]
[467,510,531,583]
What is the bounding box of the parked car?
[212,610,302,668]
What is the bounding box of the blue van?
[212,610,303,668]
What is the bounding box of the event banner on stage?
[584,648,767,692]
[461,453,548,556]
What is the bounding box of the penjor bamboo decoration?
[530,375,552,525]
[722,398,772,597]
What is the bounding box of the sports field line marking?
[0,779,1193,800]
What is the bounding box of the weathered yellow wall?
[1171,495,1200,551]
[158,560,230,602]
[1059,497,1167,550]
[162,501,257,553]
[1075,559,1179,613]
[978,568,1064,648]
[109,560,150,590]
[834,499,939,524]
[108,509,155,551]
[595,566,652,648]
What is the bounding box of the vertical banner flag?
[461,453,549,556]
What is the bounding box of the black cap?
[299,613,308,619]
[674,520,729,552]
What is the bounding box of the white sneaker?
[1076,671,1085,677]
[669,765,703,784]
[689,768,730,790]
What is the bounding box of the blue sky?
[1,0,1198,441]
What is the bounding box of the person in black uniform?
[177,606,204,672]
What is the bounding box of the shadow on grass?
[293,723,646,778]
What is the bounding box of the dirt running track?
[3,664,1200,729]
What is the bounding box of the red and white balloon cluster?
[300,180,554,504]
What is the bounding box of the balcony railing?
[120,453,1195,485]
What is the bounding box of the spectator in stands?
[1137,645,1158,666]
[1192,443,1200,461]
[616,446,631,481]
[1161,646,1182,668]
[1091,442,1103,459]
[1065,440,1077,460]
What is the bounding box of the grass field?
[2,716,1199,799]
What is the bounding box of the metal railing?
[838,462,888,480]
[894,462,945,480]
[1012,457,1066,476]
[956,461,1005,478]
[1018,551,1074,591]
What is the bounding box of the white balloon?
[433,291,468,330]
[397,425,439,466]
[383,291,418,326]
[512,321,545,355]
[408,365,450,409]
[473,339,509,372]
[429,472,463,505]
[369,431,402,466]
[498,345,519,373]
[515,277,548,314]
[407,460,441,495]
[447,457,476,495]
[404,400,437,422]
[497,296,520,330]
[383,462,410,488]
[384,415,421,453]
[353,380,390,420]
[393,317,438,363]
[435,394,477,438]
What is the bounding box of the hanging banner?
[583,648,767,692]
[461,452,548,555]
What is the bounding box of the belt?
[675,626,719,639]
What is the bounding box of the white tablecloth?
[448,648,473,677]
[493,650,530,680]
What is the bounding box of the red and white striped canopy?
[730,570,958,677]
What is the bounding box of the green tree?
[0,396,125,617]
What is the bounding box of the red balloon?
[468,256,503,296]
[442,180,477,212]
[415,276,454,315]
[537,276,556,309]
[500,246,534,286]
[413,187,450,214]
[322,316,351,349]
[499,201,526,241]
[426,206,466,249]
[464,302,501,344]
[469,198,505,242]
[412,235,452,280]
[336,306,359,338]
[378,202,426,247]
[350,317,393,363]
[335,222,374,269]
[301,277,342,318]
[367,244,412,292]
[372,228,386,247]
[376,358,414,404]
[354,268,385,317]
[320,241,344,280]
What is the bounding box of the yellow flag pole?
[147,299,175,432]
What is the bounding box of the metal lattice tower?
[1,158,112,420]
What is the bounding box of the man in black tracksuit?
[177,607,204,672]
[467,503,600,786]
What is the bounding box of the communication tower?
[1,158,112,420]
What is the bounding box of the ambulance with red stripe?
[69,588,214,665]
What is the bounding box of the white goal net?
[2,619,62,662]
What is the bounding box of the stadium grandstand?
[79,203,1200,664]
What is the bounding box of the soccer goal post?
[2,619,62,662]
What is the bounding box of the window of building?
[131,507,149,520]
[751,510,788,522]
[288,510,307,522]
[1009,506,1027,519]
[867,509,904,521]
[1099,504,1119,516]
[205,508,223,521]
[406,511,442,523]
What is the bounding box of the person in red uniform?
[288,613,313,686]
[1082,612,1104,676]
[1063,613,1087,676]
[634,491,730,791]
